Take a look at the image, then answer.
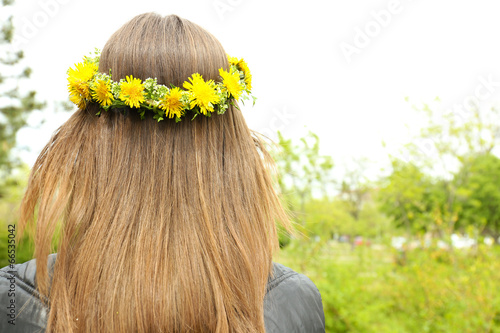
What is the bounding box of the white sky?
[5,0,500,179]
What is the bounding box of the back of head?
[100,13,227,86]
[20,13,289,333]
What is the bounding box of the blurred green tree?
[0,0,44,196]
[380,98,500,242]
[455,153,500,241]
[274,133,390,244]
[275,131,335,224]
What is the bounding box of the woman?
[0,13,325,332]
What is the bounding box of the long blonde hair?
[19,13,289,332]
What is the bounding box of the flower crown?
[67,49,254,122]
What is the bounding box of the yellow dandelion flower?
[67,61,98,108]
[219,68,243,100]
[183,73,219,115]
[119,75,145,109]
[159,87,184,118]
[91,80,114,107]
[238,60,252,90]
[69,93,85,108]
[227,56,252,90]
[228,56,240,67]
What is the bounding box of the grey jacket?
[0,254,325,332]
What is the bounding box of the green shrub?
[277,240,500,333]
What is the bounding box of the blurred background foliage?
[0,0,41,267]
[1,0,500,331]
[272,100,500,332]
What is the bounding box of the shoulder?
[0,254,56,332]
[264,262,325,333]
[0,257,325,332]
